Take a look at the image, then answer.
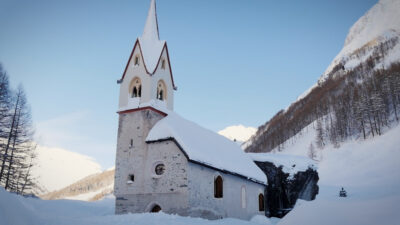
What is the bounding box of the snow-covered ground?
[3,123,399,225]
[270,120,400,225]
[0,187,276,225]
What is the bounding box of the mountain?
[245,0,400,154]
[31,146,102,194]
[299,0,400,100]
[41,167,114,201]
[218,125,257,143]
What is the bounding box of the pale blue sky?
[0,0,376,168]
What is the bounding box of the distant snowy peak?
[218,125,257,142]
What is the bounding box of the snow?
[247,153,317,178]
[218,125,257,143]
[4,123,399,225]
[277,123,400,225]
[32,145,102,193]
[138,0,166,73]
[0,187,276,225]
[146,111,267,184]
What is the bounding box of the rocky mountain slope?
[41,168,114,201]
[245,0,400,153]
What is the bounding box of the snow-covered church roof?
[146,111,267,185]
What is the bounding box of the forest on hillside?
[246,36,400,153]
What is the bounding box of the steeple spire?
[142,0,160,41]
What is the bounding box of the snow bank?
[146,112,267,184]
[0,187,275,225]
[248,153,317,178]
[277,122,400,225]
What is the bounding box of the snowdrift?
[0,187,274,225]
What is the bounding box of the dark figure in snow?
[339,187,347,197]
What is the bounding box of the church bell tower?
[117,0,176,112]
[114,0,177,214]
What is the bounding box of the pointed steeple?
[142,0,160,41]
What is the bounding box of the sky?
[0,0,377,168]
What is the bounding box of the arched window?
[151,205,161,213]
[214,176,223,198]
[258,193,264,211]
[241,186,247,208]
[131,77,142,98]
[161,59,166,69]
[157,80,166,101]
[134,55,140,66]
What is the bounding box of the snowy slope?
[277,123,400,225]
[42,168,114,201]
[218,125,257,143]
[0,187,275,225]
[32,145,102,193]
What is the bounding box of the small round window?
[155,164,165,175]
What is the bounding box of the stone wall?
[114,110,189,215]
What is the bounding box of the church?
[114,0,268,220]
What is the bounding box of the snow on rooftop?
[139,0,166,73]
[248,153,317,178]
[146,112,267,184]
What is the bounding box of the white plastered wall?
[119,42,174,111]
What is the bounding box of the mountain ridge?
[245,0,400,153]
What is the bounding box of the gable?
[118,39,176,89]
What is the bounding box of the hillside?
[276,121,400,225]
[31,145,102,194]
[245,0,400,153]
[41,168,114,201]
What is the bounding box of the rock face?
[254,161,319,218]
